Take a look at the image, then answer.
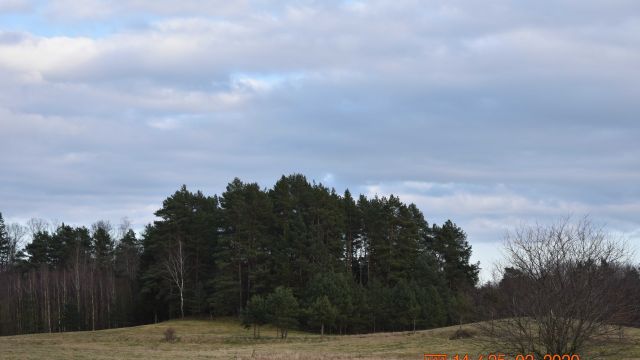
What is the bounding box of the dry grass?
[0,319,638,359]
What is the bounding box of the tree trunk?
[238,261,242,315]
[179,287,184,319]
[91,288,95,331]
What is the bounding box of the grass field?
[1,319,639,359]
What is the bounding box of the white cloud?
[0,34,98,79]
[365,182,548,217]
[363,181,640,239]
[0,0,639,281]
[322,173,335,184]
[147,117,180,130]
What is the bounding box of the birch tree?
[164,237,187,319]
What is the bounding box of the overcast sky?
[1,0,639,280]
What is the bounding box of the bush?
[449,328,474,340]
[163,327,179,342]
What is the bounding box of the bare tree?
[26,218,49,237]
[164,237,187,319]
[6,223,27,265]
[477,217,633,357]
[116,217,132,241]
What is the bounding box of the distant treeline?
[0,174,484,336]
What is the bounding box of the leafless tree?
[164,237,187,319]
[477,217,633,357]
[26,218,49,237]
[6,223,27,265]
[116,217,132,240]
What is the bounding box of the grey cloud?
[0,0,29,14]
[1,1,639,278]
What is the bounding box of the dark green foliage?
[92,221,114,269]
[0,212,10,268]
[303,272,354,333]
[0,174,482,336]
[366,279,392,332]
[266,286,299,338]
[418,285,447,328]
[307,295,337,336]
[390,280,417,330]
[212,179,273,315]
[241,295,268,338]
[24,231,51,265]
[114,229,140,278]
[62,303,81,331]
[431,220,479,291]
[139,185,219,320]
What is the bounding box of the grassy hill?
[1,319,639,359]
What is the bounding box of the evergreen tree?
[62,303,81,331]
[366,279,392,332]
[304,272,354,333]
[343,190,361,275]
[0,212,9,269]
[212,179,273,315]
[241,295,268,338]
[417,285,446,328]
[140,185,219,320]
[25,231,52,266]
[268,175,313,292]
[431,220,480,291]
[308,295,337,337]
[266,286,299,339]
[390,280,421,332]
[114,229,140,280]
[92,221,114,269]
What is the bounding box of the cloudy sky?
[1,0,639,279]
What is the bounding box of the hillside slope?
[0,319,638,359]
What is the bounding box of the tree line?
[0,174,481,336]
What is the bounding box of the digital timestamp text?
[423,354,580,360]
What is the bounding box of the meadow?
[1,319,639,360]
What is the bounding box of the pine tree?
[431,220,480,291]
[304,272,354,334]
[270,175,315,291]
[266,286,299,339]
[0,212,9,269]
[213,179,273,315]
[343,190,361,275]
[140,185,219,319]
[25,231,52,266]
[241,295,268,338]
[114,229,140,280]
[92,221,114,269]
[308,295,337,337]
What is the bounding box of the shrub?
[449,328,474,340]
[163,327,179,342]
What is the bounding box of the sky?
[1,0,639,281]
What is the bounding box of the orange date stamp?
[424,354,581,360]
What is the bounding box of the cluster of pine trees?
[0,174,480,336]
